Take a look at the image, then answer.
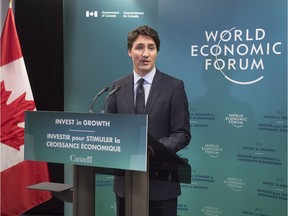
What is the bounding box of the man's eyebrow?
[134,43,156,46]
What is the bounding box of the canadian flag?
[1,5,52,216]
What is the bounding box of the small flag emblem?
[86,11,98,17]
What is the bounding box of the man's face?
[128,35,158,76]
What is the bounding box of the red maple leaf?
[1,81,35,150]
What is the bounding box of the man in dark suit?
[105,25,191,216]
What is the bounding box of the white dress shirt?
[133,67,156,105]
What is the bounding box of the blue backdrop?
[64,0,287,215]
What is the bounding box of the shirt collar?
[133,67,156,85]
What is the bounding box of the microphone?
[89,86,109,113]
[101,85,121,113]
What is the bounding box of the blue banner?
[158,0,287,215]
[64,0,287,215]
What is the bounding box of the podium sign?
[24,111,148,171]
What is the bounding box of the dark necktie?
[135,78,145,114]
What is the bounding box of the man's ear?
[128,49,132,57]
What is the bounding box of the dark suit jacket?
[105,69,191,201]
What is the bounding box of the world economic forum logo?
[225,113,247,128]
[202,144,223,158]
[191,27,283,85]
[224,177,246,192]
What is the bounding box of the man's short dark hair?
[127,25,161,52]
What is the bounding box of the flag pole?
[9,0,12,8]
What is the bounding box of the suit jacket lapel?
[144,70,162,114]
[122,74,135,114]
